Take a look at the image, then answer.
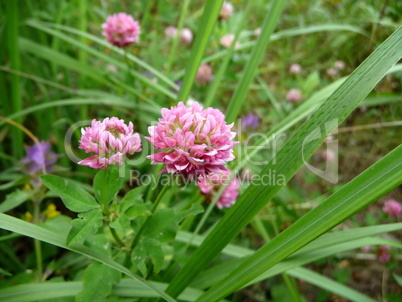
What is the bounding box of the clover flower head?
[382,200,402,217]
[289,64,302,74]
[146,102,238,180]
[220,34,239,48]
[327,68,338,77]
[378,245,391,263]
[334,60,345,70]
[220,2,234,20]
[254,27,262,37]
[196,64,213,85]
[21,141,58,174]
[197,170,240,209]
[102,13,140,48]
[180,28,193,44]
[78,117,142,169]
[165,26,178,38]
[286,89,303,103]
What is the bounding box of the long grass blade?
[225,0,287,123]
[197,144,402,301]
[0,213,177,302]
[165,26,402,298]
[176,0,224,103]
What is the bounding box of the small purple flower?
[196,64,213,85]
[102,13,140,48]
[21,141,58,174]
[242,114,259,129]
[327,68,338,77]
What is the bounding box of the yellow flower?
[44,204,61,219]
[24,211,33,222]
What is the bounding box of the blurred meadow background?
[0,0,402,301]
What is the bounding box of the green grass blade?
[0,279,206,302]
[288,268,376,302]
[0,98,160,128]
[0,213,177,302]
[27,20,179,91]
[204,1,254,107]
[166,26,402,298]
[24,21,176,101]
[225,0,287,123]
[164,0,191,77]
[6,0,22,158]
[176,0,224,103]
[198,144,402,301]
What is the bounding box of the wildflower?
[21,141,58,174]
[326,68,337,77]
[44,203,61,219]
[382,200,402,217]
[321,149,336,162]
[180,28,193,44]
[107,64,118,73]
[220,34,239,48]
[242,113,260,129]
[219,2,233,20]
[289,64,302,74]
[377,245,391,263]
[146,102,238,180]
[164,26,177,38]
[196,64,213,85]
[286,89,303,103]
[253,27,262,37]
[361,246,371,253]
[197,170,240,208]
[78,117,142,169]
[334,60,345,70]
[102,13,140,48]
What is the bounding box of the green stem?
[130,185,169,251]
[110,227,125,248]
[33,198,43,282]
[164,0,191,77]
[6,0,22,158]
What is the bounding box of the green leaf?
[94,168,121,208]
[393,273,402,287]
[76,261,121,302]
[0,190,31,213]
[125,205,152,218]
[166,26,402,298]
[66,209,103,245]
[225,0,287,123]
[0,267,11,276]
[142,204,203,242]
[0,213,176,302]
[303,71,321,96]
[132,238,164,276]
[41,175,98,213]
[119,187,146,214]
[109,214,130,230]
[176,0,224,103]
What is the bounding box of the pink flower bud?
[102,13,140,48]
[382,200,402,217]
[197,170,240,209]
[219,2,233,20]
[196,64,213,85]
[286,89,303,103]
